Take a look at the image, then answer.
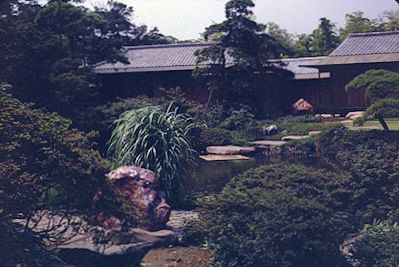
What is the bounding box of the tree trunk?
[206,87,214,106]
[376,115,390,131]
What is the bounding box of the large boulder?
[107,166,171,231]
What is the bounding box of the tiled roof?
[94,42,235,74]
[94,43,327,79]
[305,31,399,66]
[278,57,326,79]
[331,31,399,56]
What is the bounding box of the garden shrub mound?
[191,127,233,152]
[0,90,123,266]
[349,220,399,266]
[204,164,354,267]
[318,126,399,222]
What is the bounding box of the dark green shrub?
[278,115,322,123]
[352,116,365,126]
[221,107,256,131]
[0,89,119,265]
[204,164,354,267]
[351,220,399,266]
[191,127,233,151]
[186,103,225,127]
[318,126,399,222]
[182,218,209,246]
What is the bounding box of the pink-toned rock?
[107,166,171,231]
[293,98,314,113]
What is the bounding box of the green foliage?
[310,18,340,56]
[292,18,339,57]
[339,11,380,40]
[220,107,256,130]
[269,115,336,136]
[204,164,354,267]
[339,10,399,40]
[107,104,197,207]
[351,220,399,266]
[191,127,233,151]
[181,218,209,246]
[346,69,399,130]
[353,116,366,126]
[318,126,399,222]
[267,22,296,57]
[365,98,399,118]
[0,0,171,126]
[195,0,287,115]
[0,88,116,265]
[278,114,322,123]
[346,69,399,101]
[293,34,314,57]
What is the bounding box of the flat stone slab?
[249,140,287,146]
[199,155,250,161]
[345,111,364,119]
[281,135,309,141]
[206,145,255,155]
[308,131,322,136]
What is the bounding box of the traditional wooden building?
[94,30,399,114]
[94,43,234,103]
[299,31,399,113]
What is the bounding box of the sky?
[87,0,398,40]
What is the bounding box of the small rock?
[262,124,278,135]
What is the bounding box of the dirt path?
[140,247,211,267]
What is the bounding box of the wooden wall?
[292,62,399,114]
[97,62,399,115]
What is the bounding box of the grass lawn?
[343,118,399,131]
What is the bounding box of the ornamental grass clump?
[107,104,197,207]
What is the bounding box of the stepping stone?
[308,131,322,136]
[249,140,287,146]
[206,145,255,155]
[199,155,250,161]
[281,135,309,141]
[345,111,364,119]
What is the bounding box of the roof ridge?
[279,56,327,61]
[349,30,399,37]
[123,42,217,50]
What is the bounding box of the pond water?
[187,156,318,194]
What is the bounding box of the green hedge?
[318,126,399,222]
[204,164,354,267]
[351,220,399,266]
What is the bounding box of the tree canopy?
[346,69,399,130]
[0,0,171,127]
[195,0,289,116]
